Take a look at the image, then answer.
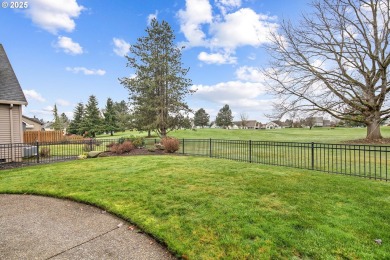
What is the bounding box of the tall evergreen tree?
[103,98,119,136]
[60,113,70,132]
[82,95,102,137]
[114,101,132,132]
[215,104,233,129]
[68,102,84,135]
[121,18,193,137]
[51,104,62,130]
[194,108,210,128]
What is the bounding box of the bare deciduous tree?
[265,0,390,140]
[240,112,249,128]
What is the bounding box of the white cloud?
[26,0,85,34]
[178,0,279,64]
[113,38,131,57]
[235,66,264,82]
[177,0,213,46]
[23,89,46,102]
[66,67,106,76]
[190,79,273,121]
[56,36,83,55]
[198,51,237,64]
[248,53,256,60]
[56,99,71,106]
[215,0,241,15]
[191,80,266,102]
[147,11,158,25]
[43,105,54,112]
[209,8,277,49]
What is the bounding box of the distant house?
[0,44,28,162]
[312,117,324,127]
[22,115,43,131]
[323,119,331,127]
[42,121,55,131]
[232,120,259,129]
[265,121,281,129]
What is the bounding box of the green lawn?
[1,156,389,259]
[97,127,390,143]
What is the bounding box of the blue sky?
[1,0,310,123]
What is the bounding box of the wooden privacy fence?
[23,131,84,143]
[24,131,64,143]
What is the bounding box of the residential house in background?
[312,117,324,127]
[265,121,282,129]
[305,117,333,127]
[42,121,55,131]
[0,44,28,162]
[22,115,43,131]
[232,120,260,129]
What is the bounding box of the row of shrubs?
[37,136,181,157]
[107,136,180,154]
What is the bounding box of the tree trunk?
[148,129,151,138]
[110,131,113,136]
[160,127,167,138]
[366,120,382,140]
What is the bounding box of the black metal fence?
[180,139,390,181]
[1,138,389,181]
[0,139,157,169]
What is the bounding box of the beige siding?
[0,104,23,162]
[0,104,11,144]
[12,105,22,143]
[23,117,42,131]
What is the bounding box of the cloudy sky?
[1,0,310,122]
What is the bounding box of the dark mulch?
[342,138,390,145]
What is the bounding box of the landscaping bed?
[100,147,167,157]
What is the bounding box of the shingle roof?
[0,44,27,105]
[22,115,43,125]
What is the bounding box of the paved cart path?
[0,194,176,260]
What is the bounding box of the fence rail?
[179,139,390,181]
[1,138,389,181]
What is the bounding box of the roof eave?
[0,99,28,106]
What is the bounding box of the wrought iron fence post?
[249,140,252,163]
[36,141,40,164]
[89,139,93,151]
[311,142,315,170]
[209,138,212,158]
[182,139,185,154]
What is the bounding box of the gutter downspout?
[10,104,14,161]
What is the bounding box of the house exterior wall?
[0,104,23,162]
[0,104,11,144]
[22,117,42,131]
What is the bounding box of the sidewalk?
[0,194,176,259]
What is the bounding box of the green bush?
[132,137,145,148]
[118,135,136,144]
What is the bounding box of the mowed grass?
[97,127,390,143]
[1,156,389,259]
